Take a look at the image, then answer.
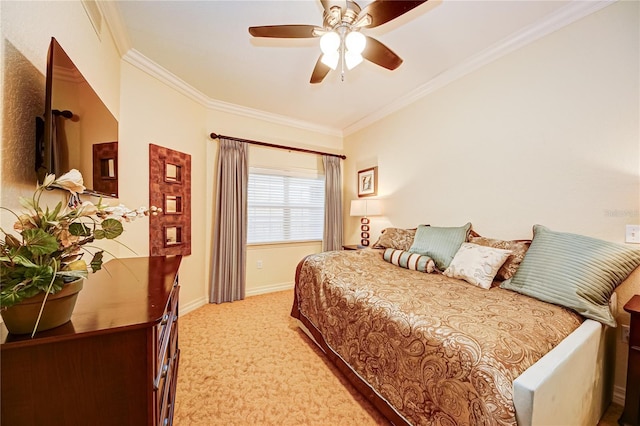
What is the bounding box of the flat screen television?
[36,37,119,197]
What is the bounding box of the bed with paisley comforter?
[291,244,637,426]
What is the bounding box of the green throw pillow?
[501,225,640,327]
[408,223,471,270]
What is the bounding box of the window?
[247,168,325,244]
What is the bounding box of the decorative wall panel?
[149,144,191,256]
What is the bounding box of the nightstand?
[342,244,364,250]
[619,294,640,426]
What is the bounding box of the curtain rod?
[209,133,346,160]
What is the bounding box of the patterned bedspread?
[293,249,583,426]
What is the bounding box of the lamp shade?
[350,199,382,217]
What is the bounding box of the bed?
[291,225,640,426]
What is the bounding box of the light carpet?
[174,289,622,426]
[174,289,387,425]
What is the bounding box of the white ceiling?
[113,0,610,135]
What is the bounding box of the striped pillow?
[501,225,640,326]
[408,223,472,270]
[383,248,436,273]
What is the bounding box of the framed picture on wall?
[357,167,377,197]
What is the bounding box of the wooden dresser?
[0,256,182,426]
[620,294,640,426]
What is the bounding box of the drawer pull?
[161,314,169,325]
[631,345,640,352]
[164,418,169,426]
[162,363,169,378]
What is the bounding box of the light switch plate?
[622,324,630,344]
[626,225,640,244]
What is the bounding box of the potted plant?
[0,169,148,336]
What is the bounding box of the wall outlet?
[626,225,640,244]
[257,260,263,269]
[622,324,630,344]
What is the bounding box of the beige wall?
[344,0,639,401]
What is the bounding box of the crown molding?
[204,98,343,138]
[97,0,131,57]
[122,49,342,138]
[343,0,617,136]
[123,49,210,104]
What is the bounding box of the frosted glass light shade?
[320,31,340,54]
[345,51,363,70]
[345,31,366,54]
[321,52,339,70]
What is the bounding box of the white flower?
[52,169,85,195]
[42,173,56,188]
[76,201,98,217]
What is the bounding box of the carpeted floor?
[174,289,622,425]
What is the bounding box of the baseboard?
[179,296,207,315]
[246,282,294,297]
[178,284,293,314]
[613,385,626,406]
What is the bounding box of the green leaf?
[90,251,104,272]
[50,202,63,220]
[57,270,88,281]
[21,229,59,255]
[1,286,41,308]
[18,196,35,211]
[4,254,39,268]
[69,222,92,237]
[95,219,123,240]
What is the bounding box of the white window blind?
[247,168,325,244]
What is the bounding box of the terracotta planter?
[1,278,84,335]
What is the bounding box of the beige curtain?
[322,155,343,251]
[210,138,249,303]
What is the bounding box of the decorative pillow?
[383,248,436,273]
[501,225,640,327]
[469,236,531,281]
[443,243,512,289]
[408,223,472,270]
[372,228,416,251]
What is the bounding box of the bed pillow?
[408,223,472,270]
[469,236,530,281]
[372,228,417,251]
[443,243,512,289]
[500,225,640,327]
[383,248,436,273]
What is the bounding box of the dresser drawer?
[155,285,180,426]
[158,349,180,426]
[156,312,179,400]
[156,286,179,385]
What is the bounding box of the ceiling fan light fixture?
[320,31,340,55]
[345,31,366,54]
[321,52,340,70]
[345,51,363,70]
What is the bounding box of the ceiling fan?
[248,0,427,84]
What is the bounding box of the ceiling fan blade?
[359,0,427,28]
[362,36,403,70]
[249,25,320,38]
[310,55,331,84]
